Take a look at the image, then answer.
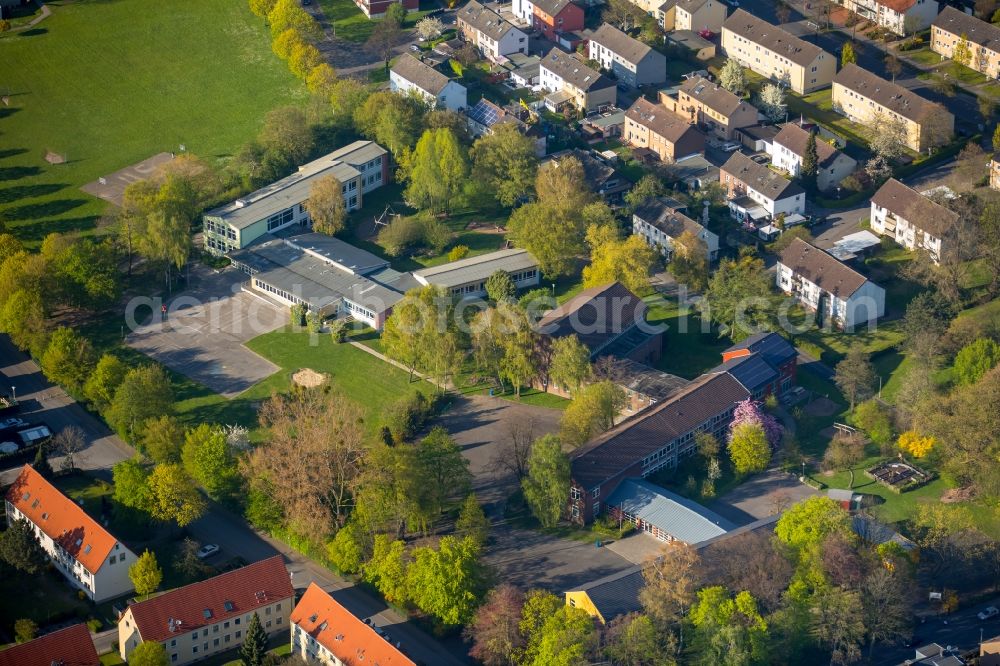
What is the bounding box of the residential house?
[832,63,952,152]
[932,6,1000,78]
[118,556,294,665]
[458,1,528,61]
[624,97,706,162]
[544,148,633,202]
[512,0,585,41]
[568,371,750,524]
[203,141,388,254]
[667,29,717,60]
[838,0,938,35]
[4,465,136,603]
[908,644,966,666]
[992,153,1000,191]
[982,635,1000,666]
[660,75,759,139]
[412,248,540,299]
[588,23,667,88]
[353,0,417,18]
[722,331,798,395]
[776,238,886,329]
[390,54,467,111]
[0,624,100,666]
[721,10,836,94]
[632,196,719,261]
[767,122,858,192]
[290,583,415,666]
[655,0,728,32]
[539,48,617,112]
[607,478,735,542]
[869,178,958,264]
[720,151,806,222]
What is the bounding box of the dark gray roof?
[607,478,734,544]
[541,48,615,92]
[391,53,452,95]
[633,197,706,239]
[590,23,655,65]
[533,0,576,17]
[773,122,846,170]
[280,231,390,275]
[536,282,647,356]
[737,124,781,142]
[613,358,690,401]
[458,0,522,40]
[778,237,870,298]
[723,9,830,67]
[724,331,797,368]
[412,248,537,288]
[870,178,958,238]
[721,151,804,201]
[546,149,631,193]
[833,63,944,125]
[566,566,644,622]
[933,6,1000,51]
[709,353,779,394]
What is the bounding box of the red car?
[699,28,715,39]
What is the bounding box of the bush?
[14,618,37,643]
[306,311,322,334]
[87,617,102,632]
[329,319,349,343]
[290,304,307,327]
[377,212,452,257]
[382,391,439,443]
[448,245,470,262]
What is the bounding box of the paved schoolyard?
[126,267,286,398]
[709,469,820,526]
[80,152,175,207]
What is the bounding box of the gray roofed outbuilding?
[607,478,734,544]
[412,248,538,289]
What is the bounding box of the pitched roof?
[590,23,654,64]
[778,237,870,297]
[547,149,628,191]
[723,9,829,67]
[291,583,416,666]
[566,566,643,622]
[633,197,707,239]
[5,465,120,575]
[933,6,1000,51]
[876,0,918,12]
[724,331,797,368]
[833,63,943,125]
[870,177,959,238]
[610,357,691,401]
[0,624,100,666]
[772,123,846,169]
[571,372,750,489]
[458,0,522,41]
[391,53,452,96]
[532,0,576,18]
[541,48,615,92]
[128,556,294,643]
[607,478,734,543]
[626,97,701,144]
[678,76,749,117]
[536,282,647,356]
[709,352,779,394]
[721,151,804,201]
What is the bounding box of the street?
[872,596,1000,665]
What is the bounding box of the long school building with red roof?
[4,464,137,602]
[118,555,294,665]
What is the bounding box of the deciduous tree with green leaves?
[485,270,517,303]
[305,175,347,236]
[727,422,771,475]
[582,224,657,294]
[470,123,538,207]
[669,229,710,292]
[140,415,184,464]
[774,496,850,554]
[147,464,206,527]
[181,424,236,498]
[689,587,769,665]
[404,127,469,213]
[522,435,570,528]
[407,535,486,626]
[548,335,592,393]
[0,518,47,574]
[456,493,490,546]
[559,381,625,448]
[363,535,410,605]
[719,59,748,96]
[953,337,1000,384]
[129,549,163,599]
[106,365,174,441]
[702,251,774,340]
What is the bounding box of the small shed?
[827,488,863,511]
[667,30,717,61]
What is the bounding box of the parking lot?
[126,267,286,398]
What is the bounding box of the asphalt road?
[872,596,1000,665]
[0,336,468,665]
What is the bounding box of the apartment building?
[869,178,958,264]
[5,465,136,603]
[776,238,886,329]
[657,0,728,32]
[457,0,528,61]
[832,63,953,152]
[512,0,585,41]
[660,75,759,139]
[932,6,1000,78]
[588,23,667,88]
[721,9,836,94]
[539,48,617,112]
[353,0,417,18]
[624,96,706,162]
[203,141,388,254]
[838,0,938,35]
[118,556,294,665]
[720,151,805,221]
[0,624,100,666]
[767,122,858,192]
[632,196,719,261]
[390,54,467,110]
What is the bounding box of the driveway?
[708,469,820,526]
[126,267,286,398]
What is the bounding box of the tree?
[106,365,174,441]
[731,398,782,448]
[559,381,625,448]
[800,129,819,193]
[728,423,771,475]
[240,613,268,666]
[470,121,538,207]
[523,604,598,666]
[852,400,893,448]
[834,344,875,410]
[306,63,338,96]
[774,496,850,554]
[288,41,322,79]
[147,464,206,527]
[582,224,657,294]
[140,415,184,464]
[548,335,592,393]
[862,567,914,658]
[640,542,701,628]
[954,32,973,66]
[670,230,710,292]
[129,549,163,599]
[51,425,86,473]
[465,584,526,666]
[385,1,407,23]
[268,0,320,40]
[416,15,445,40]
[0,518,47,574]
[884,53,902,82]
[181,424,236,498]
[689,587,769,665]
[953,337,1000,384]
[759,83,787,123]
[304,175,347,236]
[456,494,490,546]
[604,613,674,666]
[897,430,935,458]
[603,0,644,30]
[404,127,469,213]
[382,285,461,383]
[499,306,538,397]
[367,14,404,68]
[407,535,486,625]
[701,530,792,613]
[113,457,152,512]
[719,59,748,96]
[702,252,773,340]
[522,435,570,528]
[490,418,536,482]
[841,42,857,67]
[129,642,169,666]
[485,270,517,302]
[823,431,865,488]
[174,537,211,582]
[868,111,908,165]
[363,535,410,604]
[776,1,792,22]
[810,587,865,665]
[411,427,473,521]
[33,444,54,480]
[13,618,37,644]
[40,326,94,392]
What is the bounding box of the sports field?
[0,0,304,246]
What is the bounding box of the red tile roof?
[0,623,100,666]
[291,583,416,666]
[128,555,294,643]
[4,464,119,574]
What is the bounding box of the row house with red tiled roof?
[4,464,137,602]
[118,555,294,665]
[0,623,100,666]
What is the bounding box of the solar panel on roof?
[467,99,502,127]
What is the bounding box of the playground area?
[80,152,175,207]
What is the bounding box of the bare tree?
[863,567,915,658]
[700,531,792,612]
[640,542,702,630]
[489,418,535,482]
[367,16,404,69]
[51,425,87,473]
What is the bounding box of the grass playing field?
[0,0,304,247]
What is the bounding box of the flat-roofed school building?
[412,248,540,298]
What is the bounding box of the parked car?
[0,417,26,430]
[978,607,999,621]
[698,29,715,39]
[409,44,421,52]
[196,543,220,559]
[721,141,741,152]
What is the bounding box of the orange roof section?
[291,583,416,666]
[4,464,119,574]
[0,623,100,666]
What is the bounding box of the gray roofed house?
[389,54,468,111]
[833,64,939,125]
[769,122,858,193]
[632,196,719,260]
[933,5,1000,52]
[721,151,806,220]
[540,48,615,92]
[391,54,450,96]
[458,0,528,61]
[280,232,390,275]
[870,177,959,249]
[778,237,870,297]
[722,152,804,202]
[412,248,540,298]
[606,478,735,543]
[533,0,574,16]
[667,30,717,60]
[588,23,667,87]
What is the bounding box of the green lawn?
[0,0,304,246]
[784,89,873,150]
[645,296,731,380]
[319,0,432,43]
[99,653,126,666]
[942,60,990,85]
[0,566,92,638]
[902,47,944,67]
[794,371,848,457]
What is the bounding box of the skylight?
[224,601,235,612]
[203,609,213,619]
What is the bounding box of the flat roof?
[413,248,537,288]
[282,231,389,275]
